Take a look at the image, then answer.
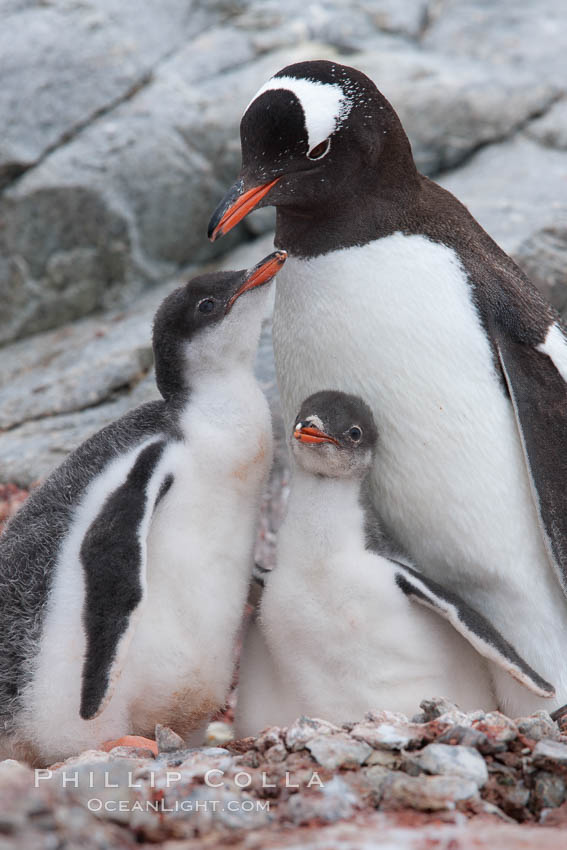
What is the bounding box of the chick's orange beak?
[294,425,339,446]
[208,177,281,241]
[226,250,287,311]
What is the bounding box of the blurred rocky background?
[1,0,567,529]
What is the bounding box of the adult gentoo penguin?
[235,391,554,737]
[208,60,567,713]
[0,251,286,765]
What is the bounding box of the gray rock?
[254,726,284,754]
[440,136,567,257]
[533,739,567,768]
[414,743,488,788]
[532,771,566,811]
[0,42,324,344]
[423,0,567,84]
[514,219,567,316]
[0,372,158,486]
[287,775,360,825]
[285,716,342,752]
[351,711,424,750]
[355,49,558,175]
[156,725,185,754]
[436,725,491,752]
[413,697,460,722]
[527,99,567,150]
[64,761,141,825]
[0,234,282,487]
[0,0,214,183]
[361,765,392,802]
[516,712,560,743]
[472,713,518,748]
[306,734,372,771]
[382,772,478,811]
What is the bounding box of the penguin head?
[153,250,286,400]
[208,60,416,241]
[291,390,378,478]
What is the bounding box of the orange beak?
[293,425,339,446]
[208,177,281,241]
[226,250,287,312]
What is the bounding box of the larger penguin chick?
[236,390,554,738]
[0,251,286,765]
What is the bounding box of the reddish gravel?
[0,483,30,535]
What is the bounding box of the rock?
[286,776,360,825]
[156,725,185,754]
[365,749,403,770]
[422,0,567,84]
[439,136,567,259]
[64,761,142,825]
[361,765,392,801]
[513,220,567,316]
[306,734,372,771]
[483,769,531,821]
[0,371,158,486]
[355,48,558,176]
[0,42,326,344]
[516,712,560,743]
[414,743,488,788]
[527,99,567,150]
[533,739,567,768]
[382,772,479,811]
[285,717,342,753]
[435,725,491,752]
[413,697,460,722]
[532,771,567,812]
[471,713,518,748]
[351,711,425,750]
[0,0,215,184]
[0,294,158,431]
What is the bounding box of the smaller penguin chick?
[235,390,554,738]
[0,251,285,766]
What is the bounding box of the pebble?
[306,733,372,771]
[533,739,567,767]
[414,743,488,788]
[532,771,567,811]
[156,724,185,754]
[382,773,479,811]
[285,716,342,752]
[516,712,560,742]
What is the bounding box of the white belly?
[21,376,272,762]
[273,233,567,709]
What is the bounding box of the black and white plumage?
[235,392,554,737]
[0,251,286,765]
[209,60,567,713]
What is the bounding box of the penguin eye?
[349,426,362,442]
[198,298,215,314]
[307,138,331,161]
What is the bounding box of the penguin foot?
[100,735,158,755]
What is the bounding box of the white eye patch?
[247,75,352,151]
[304,414,325,430]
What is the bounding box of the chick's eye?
[198,298,215,314]
[307,138,331,161]
[349,426,362,442]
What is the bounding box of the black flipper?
[79,439,168,720]
[494,328,567,593]
[394,563,555,698]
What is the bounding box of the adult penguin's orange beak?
[208,176,280,242]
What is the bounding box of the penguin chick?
[236,390,554,737]
[0,251,286,766]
